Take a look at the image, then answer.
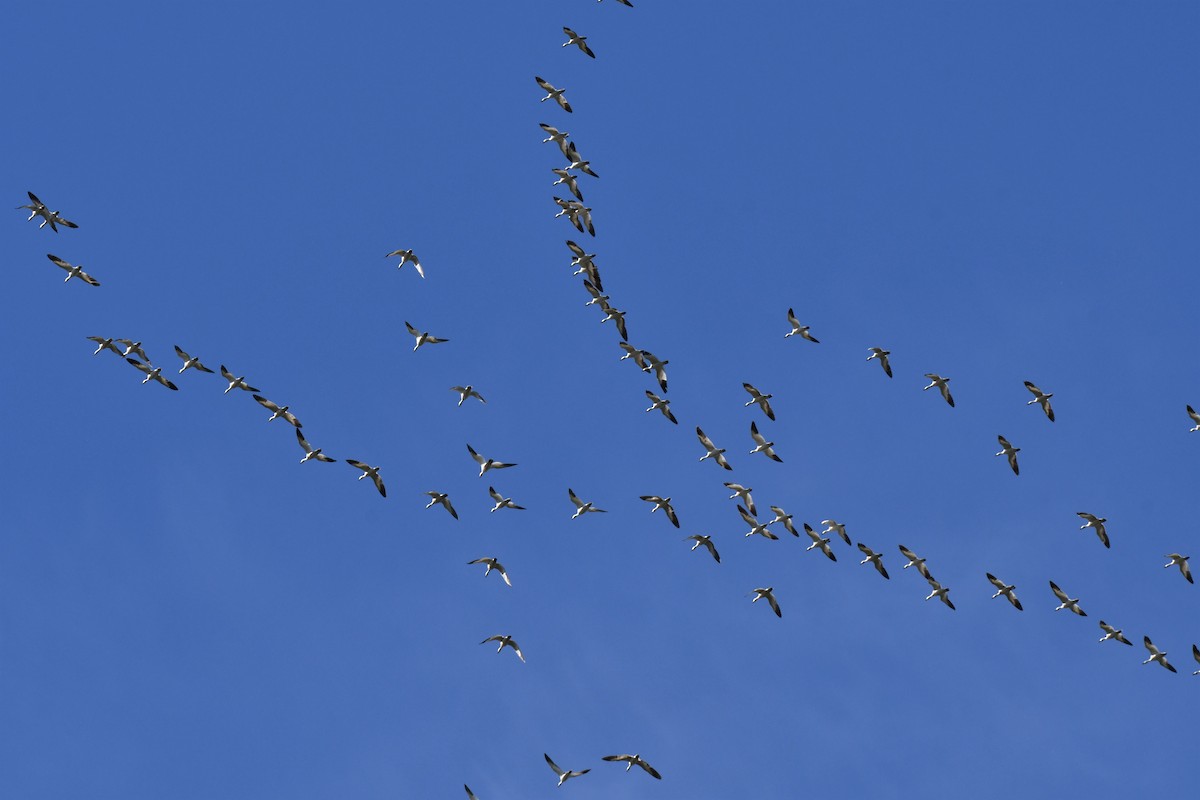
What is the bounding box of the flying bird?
[252,395,302,427]
[784,308,819,342]
[116,339,150,363]
[996,435,1020,475]
[602,754,662,780]
[724,482,756,516]
[924,576,956,610]
[384,248,424,278]
[1049,581,1086,616]
[1142,636,1177,673]
[467,557,510,586]
[488,486,525,512]
[425,491,459,520]
[684,534,720,563]
[544,753,588,785]
[695,427,732,470]
[562,141,599,178]
[346,460,386,497]
[867,347,893,377]
[641,350,669,393]
[173,345,214,374]
[451,385,486,406]
[46,254,99,286]
[464,785,479,800]
[742,383,776,420]
[467,444,517,477]
[598,304,628,341]
[220,365,260,394]
[897,544,931,578]
[126,359,179,390]
[922,374,955,407]
[821,520,853,547]
[1164,553,1193,584]
[1098,621,1132,646]
[857,544,889,579]
[986,573,1022,610]
[87,336,123,356]
[18,191,77,231]
[405,321,449,351]
[1193,644,1200,675]
[739,505,778,540]
[540,122,572,156]
[482,634,525,663]
[768,506,799,537]
[1076,512,1110,548]
[748,421,783,462]
[644,390,677,424]
[535,76,573,113]
[803,523,837,561]
[751,587,782,617]
[618,342,647,369]
[296,429,336,463]
[552,168,584,201]
[566,240,602,288]
[639,495,679,527]
[1188,405,1200,432]
[1024,381,1055,422]
[568,488,606,519]
[562,26,596,58]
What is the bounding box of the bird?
[1188,405,1200,432]
[742,383,776,420]
[897,545,932,578]
[568,488,606,519]
[748,421,783,462]
[644,390,678,424]
[803,524,837,561]
[1076,512,1110,548]
[641,350,669,393]
[488,486,525,512]
[724,482,756,516]
[581,279,609,309]
[467,557,510,586]
[986,573,1022,610]
[451,385,486,406]
[922,374,955,407]
[768,506,799,537]
[1142,636,1177,673]
[784,308,819,342]
[425,491,458,519]
[695,427,732,470]
[618,342,647,369]
[924,576,956,610]
[1164,553,1193,584]
[684,534,720,563]
[405,321,449,351]
[751,587,782,617]
[553,196,595,236]
[867,347,893,377]
[252,395,302,427]
[739,505,778,540]
[87,336,124,356]
[384,248,423,278]
[220,366,259,394]
[552,168,584,201]
[126,359,179,390]
[1193,644,1200,675]
[821,520,853,547]
[598,304,628,340]
[562,26,596,58]
[295,429,336,463]
[540,122,572,156]
[1049,581,1086,616]
[535,76,572,112]
[467,444,517,477]
[566,240,602,289]
[857,544,889,579]
[346,460,386,497]
[46,254,99,286]
[1098,621,1132,645]
[18,191,77,231]
[996,435,1020,475]
[544,753,588,785]
[173,345,214,375]
[639,495,679,527]
[602,754,662,780]
[482,635,525,663]
[116,339,150,363]
[1024,381,1055,422]
[562,141,599,178]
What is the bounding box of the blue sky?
[3,1,1198,798]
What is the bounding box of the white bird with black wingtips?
[748,421,783,462]
[467,444,517,477]
[544,753,587,785]
[425,491,458,519]
[751,587,782,617]
[923,374,955,407]
[696,427,732,470]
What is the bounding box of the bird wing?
[47,253,72,269]
[696,427,715,449]
[253,395,281,413]
[545,754,565,776]
[467,444,485,465]
[1049,581,1070,603]
[535,76,555,92]
[568,488,584,508]
[986,573,1004,590]
[126,358,151,375]
[1189,405,1200,424]
[749,422,767,446]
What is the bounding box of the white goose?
[1164,553,1193,584]
[451,385,486,406]
[768,506,799,537]
[296,429,336,463]
[1188,405,1200,432]
[540,122,571,156]
[562,27,596,58]
[821,519,853,547]
[995,435,1020,475]
[695,427,732,470]
[488,486,525,512]
[346,460,386,497]
[467,444,516,477]
[1142,636,1177,673]
[1024,381,1055,422]
[1076,512,1110,549]
[748,421,783,462]
[252,395,302,427]
[405,321,449,351]
[46,254,100,286]
[986,573,1022,610]
[535,76,573,113]
[684,534,720,563]
[116,339,150,363]
[1049,581,1086,616]
[1098,621,1132,645]
[803,523,837,561]
[867,347,893,377]
[784,308,819,342]
[644,390,677,424]
[751,587,782,617]
[568,488,606,519]
[173,345,214,375]
[742,383,776,420]
[467,557,510,586]
[220,365,260,394]
[723,482,756,516]
[602,754,661,780]
[639,495,679,527]
[18,191,77,231]
[87,336,123,356]
[544,753,588,785]
[641,350,669,392]
[384,248,423,278]
[897,544,931,578]
[126,359,179,390]
[482,634,524,663]
[922,374,955,407]
[425,491,458,519]
[924,576,956,609]
[739,505,778,540]
[857,544,889,579]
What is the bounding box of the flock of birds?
[22,1,1200,794]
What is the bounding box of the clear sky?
[3,2,1198,798]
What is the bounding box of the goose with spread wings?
[535,76,573,113]
[602,753,661,780]
[695,427,732,470]
[19,191,77,231]
[346,460,386,497]
[46,254,99,286]
[468,444,516,477]
[785,308,819,342]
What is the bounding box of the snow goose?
[618,342,647,368]
[552,168,584,201]
[1049,581,1086,616]
[346,460,386,497]
[18,191,77,231]
[784,308,819,342]
[1098,621,1132,645]
[897,545,931,578]
[857,544,889,579]
[723,482,756,516]
[566,240,602,288]
[425,491,458,519]
[748,421,783,462]
[866,347,892,377]
[924,576,956,609]
[739,505,778,540]
[467,557,510,586]
[768,506,799,537]
[544,753,588,785]
[482,634,524,663]
[173,345,214,374]
[568,488,606,518]
[46,254,99,286]
[535,76,573,113]
[1193,644,1200,674]
[995,435,1020,475]
[986,573,1022,610]
[695,427,732,470]
[220,365,260,394]
[87,336,123,356]
[642,350,669,393]
[467,444,516,477]
[540,122,571,156]
[922,374,954,407]
[821,520,853,547]
[451,385,486,406]
[252,395,302,427]
[384,248,423,278]
[742,383,775,420]
[1142,636,1177,673]
[563,141,599,177]
[562,26,596,58]
[1024,381,1055,422]
[639,495,679,527]
[296,429,336,463]
[1164,553,1193,584]
[644,390,677,424]
[684,534,720,563]
[602,754,662,780]
[404,321,448,351]
[751,587,782,617]
[598,304,628,340]
[1188,405,1200,432]
[126,359,178,390]
[1076,512,1110,548]
[488,486,525,512]
[116,339,150,363]
[803,523,837,561]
